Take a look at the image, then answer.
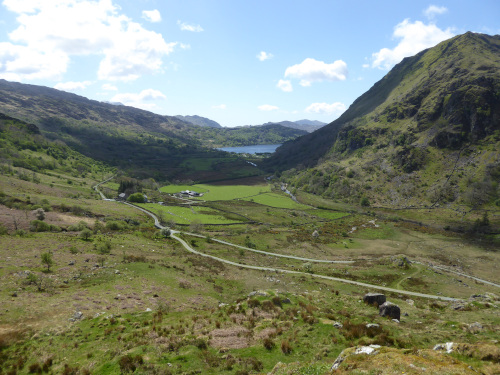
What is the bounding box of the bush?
[360,196,370,207]
[281,339,292,354]
[95,240,112,254]
[118,354,143,373]
[0,223,8,235]
[127,193,145,203]
[29,220,60,232]
[68,221,88,231]
[263,337,275,350]
[247,298,261,308]
[106,220,126,231]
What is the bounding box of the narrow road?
[92,174,116,200]
[94,180,474,301]
[185,231,354,264]
[432,266,500,288]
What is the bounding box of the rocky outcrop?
[363,293,386,306]
[379,302,401,320]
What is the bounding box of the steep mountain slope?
[266,32,500,211]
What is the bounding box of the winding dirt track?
[94,182,497,301]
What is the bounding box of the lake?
[217,144,281,154]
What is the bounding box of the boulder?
[363,293,386,306]
[379,302,401,320]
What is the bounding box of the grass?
[1,166,500,374]
[137,203,247,225]
[159,184,209,194]
[242,192,309,209]
[160,184,271,201]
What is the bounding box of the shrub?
[360,196,370,207]
[262,300,275,311]
[127,193,145,203]
[106,220,126,231]
[281,339,292,354]
[68,221,88,231]
[118,354,143,373]
[245,357,263,372]
[160,228,171,238]
[29,220,51,232]
[271,296,282,307]
[0,223,8,235]
[263,337,275,350]
[247,298,261,308]
[95,240,112,255]
[28,362,42,374]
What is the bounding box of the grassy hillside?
[0,165,499,374]
[0,80,305,182]
[266,33,500,229]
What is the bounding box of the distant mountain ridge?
[262,119,326,133]
[175,115,222,128]
[0,79,309,180]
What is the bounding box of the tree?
[41,252,53,272]
[160,228,171,238]
[80,228,93,241]
[360,196,370,207]
[35,208,45,221]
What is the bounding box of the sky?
[0,1,499,127]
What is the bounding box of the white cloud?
[305,102,346,116]
[258,104,279,111]
[212,104,226,110]
[178,21,203,32]
[371,19,454,70]
[257,51,273,61]
[102,83,118,91]
[0,41,69,80]
[111,89,166,110]
[284,58,348,86]
[277,79,292,92]
[0,0,178,82]
[54,80,92,92]
[424,5,448,19]
[142,9,161,23]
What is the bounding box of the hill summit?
[267,32,500,211]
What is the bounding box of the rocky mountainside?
[266,32,500,211]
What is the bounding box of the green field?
[242,193,309,209]
[159,185,210,194]
[160,184,271,201]
[306,208,350,220]
[138,203,245,225]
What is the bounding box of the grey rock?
[248,290,267,297]
[379,302,401,320]
[332,321,343,328]
[363,293,386,306]
[366,323,379,329]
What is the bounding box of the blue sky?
[0,1,498,127]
